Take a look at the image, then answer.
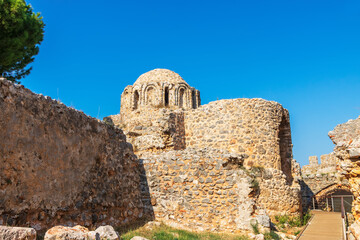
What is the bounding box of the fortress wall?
[184,99,293,180]
[184,99,302,216]
[139,148,270,233]
[110,98,302,218]
[0,80,147,230]
[300,153,342,210]
[257,169,302,216]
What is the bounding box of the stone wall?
[257,169,301,217]
[300,154,342,210]
[106,108,186,153]
[302,153,338,176]
[0,80,148,230]
[108,98,301,219]
[328,116,360,239]
[139,148,270,233]
[184,98,294,183]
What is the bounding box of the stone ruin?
[0,69,304,236]
[120,68,200,112]
[328,116,360,239]
[107,69,302,231]
[300,153,345,211]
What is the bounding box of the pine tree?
[0,0,44,82]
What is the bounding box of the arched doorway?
[311,184,353,212]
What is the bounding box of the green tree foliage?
[0,0,44,82]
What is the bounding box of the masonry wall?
[139,148,270,233]
[0,80,148,230]
[300,153,340,209]
[257,169,301,216]
[184,99,293,183]
[109,98,302,219]
[106,108,186,153]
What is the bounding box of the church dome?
[133,69,188,86]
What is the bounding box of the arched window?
[191,90,196,109]
[164,87,169,106]
[146,86,156,105]
[133,90,139,110]
[179,88,185,108]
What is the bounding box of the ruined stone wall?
[108,97,301,218]
[138,148,270,233]
[0,80,147,230]
[106,108,186,153]
[300,154,341,210]
[302,153,338,176]
[328,116,360,239]
[184,99,293,182]
[257,169,301,217]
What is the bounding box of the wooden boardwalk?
[298,211,343,240]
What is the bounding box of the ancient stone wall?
[0,80,148,230]
[328,116,360,239]
[256,169,301,217]
[106,108,186,153]
[300,154,342,210]
[139,148,270,233]
[109,100,301,219]
[184,98,294,183]
[106,69,302,231]
[302,153,338,176]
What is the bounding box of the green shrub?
[302,211,312,225]
[264,231,280,240]
[251,222,260,234]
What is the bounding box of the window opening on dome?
[192,90,196,109]
[179,88,185,108]
[133,90,139,110]
[165,87,169,106]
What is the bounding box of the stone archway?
[312,184,353,212]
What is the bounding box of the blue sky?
[24,0,360,166]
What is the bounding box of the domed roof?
[133,69,188,86]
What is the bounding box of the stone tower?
[120,69,200,115]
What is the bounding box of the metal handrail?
[341,196,347,240]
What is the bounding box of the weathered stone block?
[0,226,36,240]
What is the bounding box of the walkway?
[298,211,343,240]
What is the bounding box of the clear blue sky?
[24,0,360,166]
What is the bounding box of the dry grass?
[119,223,250,240]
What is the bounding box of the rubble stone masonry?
[300,153,341,210]
[109,69,302,229]
[0,80,147,230]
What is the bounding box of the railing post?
[341,196,345,218]
[341,196,347,240]
[326,197,329,211]
[312,197,316,210]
